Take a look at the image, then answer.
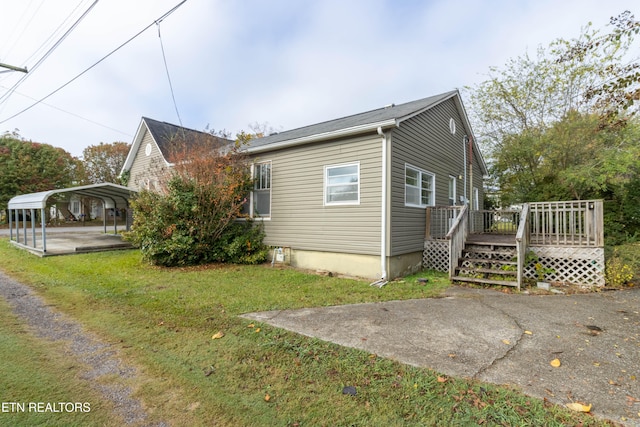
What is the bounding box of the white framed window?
[254,162,271,217]
[448,176,457,206]
[405,164,435,207]
[324,162,360,205]
[242,161,271,218]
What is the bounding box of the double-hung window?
[325,163,359,205]
[405,164,435,207]
[253,162,271,217]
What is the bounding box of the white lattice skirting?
[423,240,449,272]
[525,246,605,287]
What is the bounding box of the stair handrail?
[514,203,530,291]
[445,204,469,279]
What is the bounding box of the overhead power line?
[0,0,99,104]
[0,84,132,137]
[0,0,188,125]
[157,22,183,127]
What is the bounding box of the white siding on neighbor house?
[127,129,167,192]
[389,98,484,256]
[253,133,382,256]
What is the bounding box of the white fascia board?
[245,119,398,154]
[120,119,147,175]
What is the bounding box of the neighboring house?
[121,90,488,280]
[121,117,227,192]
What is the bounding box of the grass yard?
[0,298,118,426]
[0,240,612,426]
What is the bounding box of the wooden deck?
[424,200,605,287]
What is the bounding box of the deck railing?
[529,200,603,246]
[445,205,468,279]
[469,209,521,234]
[425,206,463,240]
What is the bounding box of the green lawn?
[0,298,118,426]
[0,240,612,426]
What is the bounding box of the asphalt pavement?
[243,286,640,426]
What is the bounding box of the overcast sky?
[0,0,637,157]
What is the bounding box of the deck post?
[425,208,431,239]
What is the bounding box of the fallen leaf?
[247,323,255,328]
[437,376,448,383]
[264,393,271,402]
[566,402,592,412]
[593,362,600,367]
[502,339,511,345]
[550,358,561,368]
[524,330,533,335]
[448,353,456,358]
[211,331,225,339]
[255,328,261,333]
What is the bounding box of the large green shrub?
[124,136,268,267]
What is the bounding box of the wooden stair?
[452,237,519,287]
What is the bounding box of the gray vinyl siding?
[127,129,166,191]
[253,134,382,255]
[390,98,479,256]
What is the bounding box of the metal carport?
[7,183,137,254]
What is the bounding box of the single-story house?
[120,90,488,281]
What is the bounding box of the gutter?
[245,119,397,154]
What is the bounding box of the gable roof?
[246,91,455,150]
[121,117,229,174]
[246,90,487,176]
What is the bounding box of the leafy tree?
[125,132,268,266]
[0,132,83,217]
[81,141,130,184]
[466,11,640,242]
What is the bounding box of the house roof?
[246,91,458,151]
[121,117,230,174]
[245,89,488,176]
[8,183,136,210]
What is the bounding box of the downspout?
[370,126,389,287]
[463,136,468,205]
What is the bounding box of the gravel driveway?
[0,271,167,426]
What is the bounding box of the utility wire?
[0,0,99,104]
[157,22,183,127]
[21,0,93,69]
[0,84,133,136]
[0,0,188,125]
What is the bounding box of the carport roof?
[8,183,137,210]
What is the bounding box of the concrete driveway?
[244,286,640,426]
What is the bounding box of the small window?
[448,176,456,206]
[325,163,359,205]
[254,162,271,217]
[405,164,434,207]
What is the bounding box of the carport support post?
[31,208,36,248]
[113,209,117,234]
[9,208,13,241]
[22,209,27,245]
[103,207,107,233]
[41,207,46,253]
[14,209,19,243]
